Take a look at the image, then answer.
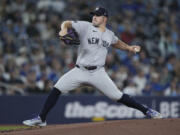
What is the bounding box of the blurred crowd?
[0,0,179,96]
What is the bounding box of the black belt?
[76,65,97,70]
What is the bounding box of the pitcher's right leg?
[54,67,85,93]
[23,87,60,127]
[23,67,86,126]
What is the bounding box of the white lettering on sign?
[171,102,179,118]
[64,101,144,119]
[160,101,179,118]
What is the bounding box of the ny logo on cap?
[95,7,99,11]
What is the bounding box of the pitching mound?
[1,119,180,135]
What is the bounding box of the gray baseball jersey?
[71,21,118,66]
[55,21,123,101]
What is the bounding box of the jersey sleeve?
[71,21,90,36]
[111,33,119,45]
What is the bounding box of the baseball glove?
[60,28,80,45]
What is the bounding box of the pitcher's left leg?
[89,68,123,101]
[89,68,162,118]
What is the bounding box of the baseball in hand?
[134,47,140,52]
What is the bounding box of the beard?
[93,23,99,27]
[92,21,100,27]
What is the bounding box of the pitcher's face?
[92,15,106,27]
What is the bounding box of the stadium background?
[0,0,179,124]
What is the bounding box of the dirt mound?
[1,119,180,135]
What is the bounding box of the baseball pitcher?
[23,7,162,126]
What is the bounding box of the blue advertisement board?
[0,95,179,124]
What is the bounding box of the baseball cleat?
[146,109,163,119]
[23,116,47,127]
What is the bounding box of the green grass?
[0,126,29,131]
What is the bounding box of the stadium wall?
[0,95,179,124]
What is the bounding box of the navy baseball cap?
[90,7,108,17]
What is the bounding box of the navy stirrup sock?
[39,87,61,122]
[117,94,148,115]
